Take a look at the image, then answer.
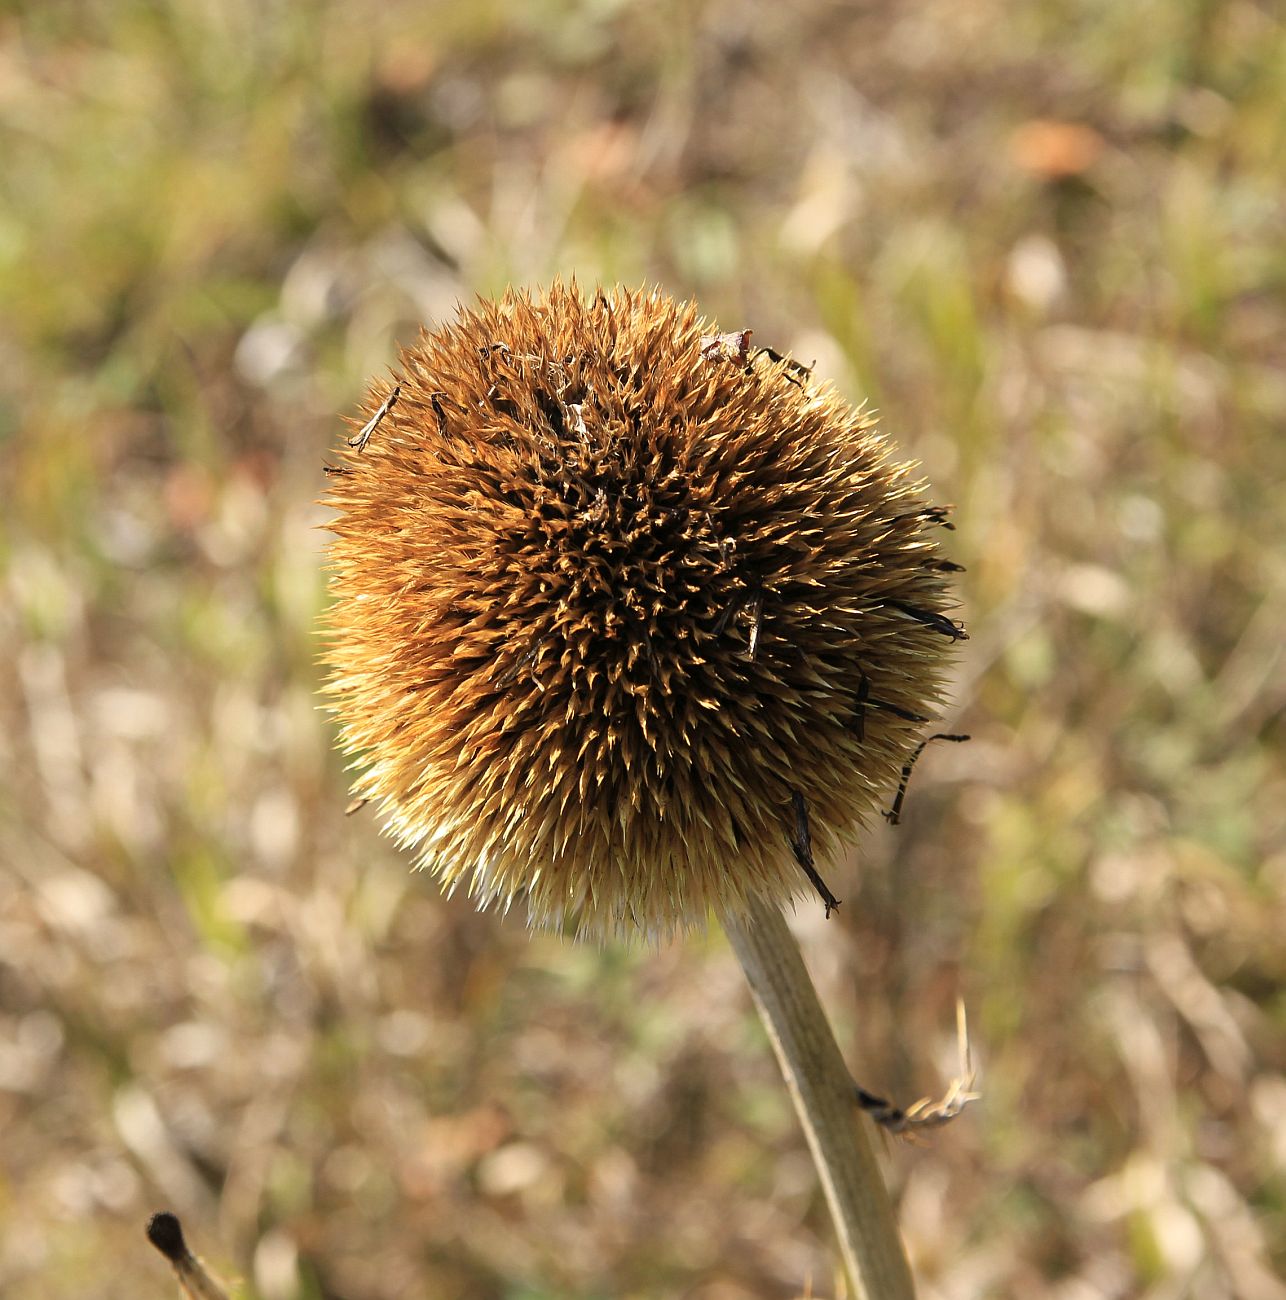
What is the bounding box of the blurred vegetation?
[1,0,1284,1297]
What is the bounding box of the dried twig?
[853,673,871,740]
[349,383,401,452]
[887,600,968,642]
[884,733,971,826]
[145,1212,230,1300]
[855,1000,979,1139]
[745,588,764,661]
[893,504,956,531]
[754,344,814,386]
[430,392,449,434]
[789,790,840,918]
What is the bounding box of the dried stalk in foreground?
[723,894,916,1300]
[145,1212,230,1300]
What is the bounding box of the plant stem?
[722,893,916,1300]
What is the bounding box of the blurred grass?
[1,0,1284,1297]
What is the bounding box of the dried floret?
[323,283,963,938]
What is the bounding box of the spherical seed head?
[323,283,963,940]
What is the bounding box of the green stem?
[722,893,916,1300]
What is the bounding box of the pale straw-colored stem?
[722,893,916,1300]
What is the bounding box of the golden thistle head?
[323,283,963,940]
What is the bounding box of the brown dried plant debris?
[856,1000,980,1141]
[322,283,964,939]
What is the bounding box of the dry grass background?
[1,1,1284,1296]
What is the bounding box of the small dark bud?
[146,1211,187,1262]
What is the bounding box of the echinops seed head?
[323,283,963,940]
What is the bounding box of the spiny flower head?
[323,283,963,940]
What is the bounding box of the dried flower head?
[323,283,963,939]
